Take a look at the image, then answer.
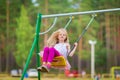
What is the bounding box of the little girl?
[37,28,77,72]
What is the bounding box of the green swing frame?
[20,8,120,80]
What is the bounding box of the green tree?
[0,0,22,72]
[15,5,34,67]
[0,0,6,72]
[79,0,120,72]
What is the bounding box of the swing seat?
[51,56,66,68]
[39,51,66,68]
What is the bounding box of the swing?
[50,16,73,68]
[39,16,73,68]
[51,56,66,67]
[39,14,96,68]
[39,51,66,68]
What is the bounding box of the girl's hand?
[74,42,78,47]
[69,42,78,57]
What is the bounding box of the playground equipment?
[89,40,97,78]
[39,14,96,68]
[51,56,66,67]
[20,8,120,80]
[111,66,120,80]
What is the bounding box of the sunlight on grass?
[0,76,113,80]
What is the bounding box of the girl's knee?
[49,47,55,51]
[44,47,49,51]
[43,47,50,53]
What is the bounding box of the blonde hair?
[47,28,69,46]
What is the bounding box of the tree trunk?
[113,14,117,66]
[98,20,104,41]
[105,13,111,72]
[77,16,82,73]
[116,15,119,65]
[43,0,48,46]
[0,50,1,72]
[77,38,82,73]
[6,0,10,72]
[117,16,120,65]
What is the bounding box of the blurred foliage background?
[0,0,120,74]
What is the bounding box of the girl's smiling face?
[58,31,67,43]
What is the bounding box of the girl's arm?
[69,42,78,57]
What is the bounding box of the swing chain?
[39,17,58,35]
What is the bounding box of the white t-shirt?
[54,43,68,58]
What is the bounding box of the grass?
[0,76,113,80]
[0,74,114,80]
[0,77,112,80]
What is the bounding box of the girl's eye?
[59,34,62,35]
[59,34,62,36]
[63,34,66,36]
[59,33,66,36]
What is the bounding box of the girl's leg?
[42,47,49,63]
[47,47,61,63]
[38,47,60,72]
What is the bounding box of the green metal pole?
[20,38,37,80]
[35,14,42,80]
[20,14,42,80]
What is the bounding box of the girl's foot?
[37,64,51,72]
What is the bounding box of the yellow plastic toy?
[51,56,66,68]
